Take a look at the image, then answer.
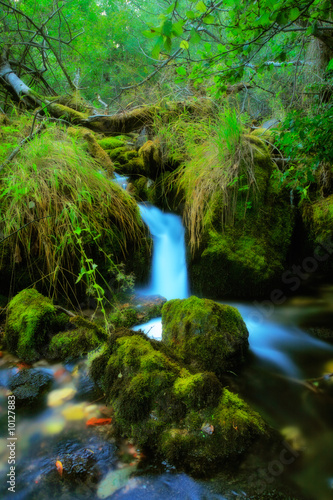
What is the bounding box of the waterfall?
[137,203,189,301]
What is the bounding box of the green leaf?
[289,7,300,21]
[73,227,82,235]
[164,36,172,52]
[162,19,173,37]
[180,40,189,50]
[190,28,201,44]
[195,1,207,13]
[172,20,184,36]
[152,36,163,58]
[203,14,215,24]
[142,29,159,39]
[327,58,333,71]
[186,10,195,20]
[166,3,175,14]
[176,66,187,76]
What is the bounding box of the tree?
[138,0,333,96]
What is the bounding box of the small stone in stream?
[8,368,53,407]
[201,423,214,435]
[109,295,167,328]
[47,386,76,407]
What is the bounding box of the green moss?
[162,296,249,373]
[190,179,294,298]
[109,298,166,329]
[213,388,267,439]
[123,157,145,175]
[160,387,267,474]
[138,139,162,179]
[305,194,333,242]
[109,308,138,328]
[108,146,129,162]
[173,371,222,410]
[47,326,105,362]
[69,315,107,340]
[4,289,69,362]
[250,128,277,152]
[88,327,269,475]
[97,136,127,150]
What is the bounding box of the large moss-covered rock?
[89,327,266,475]
[189,137,294,299]
[47,315,108,361]
[160,388,266,474]
[4,289,69,362]
[162,296,249,374]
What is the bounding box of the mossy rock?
[4,289,69,362]
[47,315,107,361]
[99,331,180,424]
[109,295,166,328]
[108,146,129,163]
[160,388,267,474]
[97,136,128,150]
[67,126,93,140]
[304,194,333,243]
[89,327,268,475]
[162,296,249,374]
[84,132,114,175]
[131,176,151,201]
[138,139,162,179]
[8,368,53,407]
[189,163,294,299]
[173,370,222,410]
[250,128,277,152]
[120,157,146,177]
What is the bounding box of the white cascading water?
[133,203,189,340]
[137,203,189,300]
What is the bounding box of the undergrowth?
[0,124,145,308]
[169,108,261,251]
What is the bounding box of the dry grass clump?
[0,124,144,297]
[174,109,268,251]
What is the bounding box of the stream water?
[1,201,333,499]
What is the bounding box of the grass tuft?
[0,124,144,300]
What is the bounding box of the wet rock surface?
[8,368,53,406]
[162,296,249,373]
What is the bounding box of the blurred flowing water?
[137,203,189,301]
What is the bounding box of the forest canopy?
[0,0,332,112]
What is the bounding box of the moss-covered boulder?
[188,136,294,299]
[160,388,266,474]
[97,135,128,150]
[89,327,266,475]
[250,127,276,152]
[4,289,69,362]
[109,295,166,328]
[47,315,108,361]
[84,132,114,175]
[162,296,249,374]
[303,194,333,243]
[138,139,162,179]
